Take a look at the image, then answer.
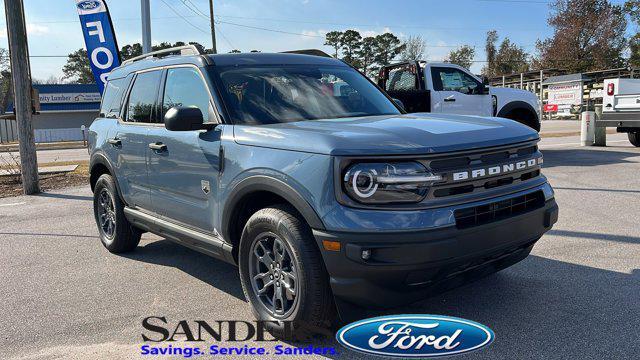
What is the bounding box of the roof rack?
[281,49,332,58]
[121,44,206,66]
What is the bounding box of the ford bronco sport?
[88,45,558,339]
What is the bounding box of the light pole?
[209,0,217,53]
[141,0,152,53]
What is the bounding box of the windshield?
[211,65,401,125]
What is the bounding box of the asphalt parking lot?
[1,133,639,359]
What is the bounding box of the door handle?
[107,138,121,146]
[444,97,456,102]
[148,142,167,152]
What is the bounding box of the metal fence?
[0,118,18,143]
[489,67,637,120]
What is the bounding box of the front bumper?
[313,196,558,308]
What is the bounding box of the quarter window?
[99,75,131,118]
[162,67,213,122]
[125,70,162,123]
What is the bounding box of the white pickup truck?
[377,61,541,131]
[601,78,640,147]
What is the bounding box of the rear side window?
[99,76,130,118]
[386,68,417,91]
[125,70,162,123]
[162,67,213,122]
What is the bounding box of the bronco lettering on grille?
[452,157,542,182]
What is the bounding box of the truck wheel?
[238,205,335,340]
[629,132,640,147]
[93,174,141,253]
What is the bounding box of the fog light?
[361,249,371,260]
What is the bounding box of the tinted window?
[162,67,212,122]
[125,70,162,123]
[213,65,400,125]
[99,76,130,118]
[431,67,481,93]
[386,68,417,91]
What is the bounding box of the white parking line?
[0,202,26,207]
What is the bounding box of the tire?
[93,174,141,253]
[238,205,335,340]
[629,132,640,147]
[500,106,540,131]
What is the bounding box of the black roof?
[109,52,345,79]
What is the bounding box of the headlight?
[342,162,442,204]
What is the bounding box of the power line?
[213,14,547,32]
[157,0,210,35]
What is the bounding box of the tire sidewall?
[239,215,307,323]
[93,175,118,247]
[93,174,139,252]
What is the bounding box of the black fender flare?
[221,175,325,244]
[89,152,125,201]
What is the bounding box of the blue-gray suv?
[88,46,558,339]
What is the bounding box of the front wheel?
[93,174,141,253]
[628,132,640,147]
[238,205,335,340]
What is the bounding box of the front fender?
[490,87,539,116]
[220,174,326,245]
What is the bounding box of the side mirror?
[392,98,406,112]
[164,106,205,131]
[480,76,491,95]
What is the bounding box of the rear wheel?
[238,205,335,340]
[93,174,141,253]
[628,132,640,147]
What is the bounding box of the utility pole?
[141,0,152,53]
[4,0,39,194]
[209,0,217,54]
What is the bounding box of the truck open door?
[377,62,430,113]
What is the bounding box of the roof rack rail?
[121,44,206,66]
[281,49,332,58]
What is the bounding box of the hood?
[233,113,539,156]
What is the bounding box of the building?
[1,83,100,143]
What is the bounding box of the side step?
[124,207,235,264]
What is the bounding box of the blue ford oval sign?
[77,1,101,10]
[336,314,494,357]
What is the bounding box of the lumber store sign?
[547,82,582,106]
[39,93,102,104]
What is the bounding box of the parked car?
[378,61,541,130]
[88,46,558,339]
[601,78,640,147]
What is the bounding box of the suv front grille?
[454,190,545,229]
[421,142,543,201]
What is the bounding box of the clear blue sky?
[0,0,631,80]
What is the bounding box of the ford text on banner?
[75,0,121,94]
